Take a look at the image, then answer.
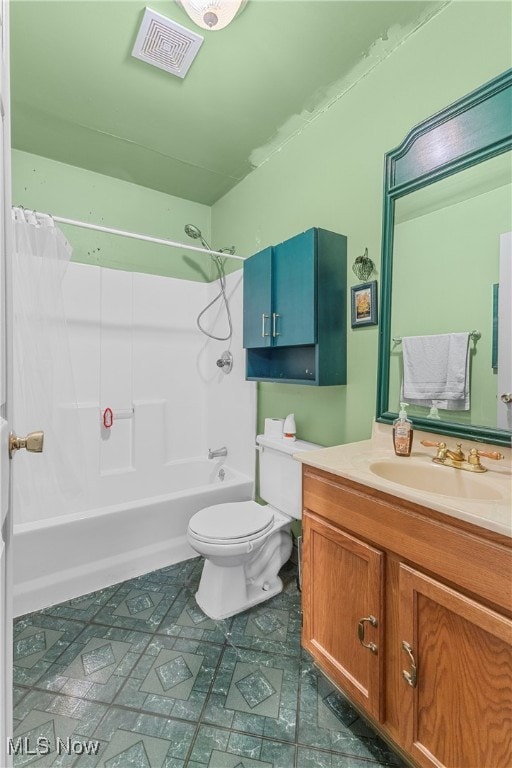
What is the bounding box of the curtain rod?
[17,209,245,261]
[53,215,245,261]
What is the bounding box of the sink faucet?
[420,440,503,473]
[208,446,227,460]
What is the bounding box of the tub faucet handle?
[216,351,233,373]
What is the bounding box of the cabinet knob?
[261,314,270,337]
[358,615,378,654]
[272,312,280,337]
[402,640,417,688]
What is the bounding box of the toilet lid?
[189,500,274,542]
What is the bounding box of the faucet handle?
[475,449,504,461]
[420,440,447,459]
[466,448,504,473]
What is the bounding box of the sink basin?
[369,461,504,501]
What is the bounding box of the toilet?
[187,434,319,620]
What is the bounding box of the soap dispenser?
[393,402,413,457]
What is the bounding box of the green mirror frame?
[376,69,512,447]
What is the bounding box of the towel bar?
[392,330,481,345]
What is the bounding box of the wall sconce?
[176,0,247,30]
[352,248,375,281]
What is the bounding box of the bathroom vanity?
[296,426,512,768]
[295,66,512,768]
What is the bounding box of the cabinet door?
[302,512,384,721]
[243,246,272,348]
[399,564,512,768]
[273,229,316,347]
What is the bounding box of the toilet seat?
[188,501,274,544]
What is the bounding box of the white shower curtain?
[12,208,87,524]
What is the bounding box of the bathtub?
[13,460,253,617]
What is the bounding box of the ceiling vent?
[132,8,204,79]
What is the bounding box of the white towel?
[401,332,470,410]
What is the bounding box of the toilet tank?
[256,434,321,519]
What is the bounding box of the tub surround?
[13,463,253,618]
[14,261,255,526]
[297,423,512,768]
[295,422,511,537]
[13,259,257,616]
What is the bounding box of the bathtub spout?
[208,447,228,459]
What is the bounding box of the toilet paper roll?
[264,418,284,438]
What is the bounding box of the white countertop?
[294,423,512,537]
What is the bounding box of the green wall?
[11,2,512,448]
[12,151,215,282]
[211,0,512,447]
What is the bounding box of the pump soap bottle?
[393,402,413,457]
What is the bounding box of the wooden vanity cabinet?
[399,564,512,767]
[301,466,512,768]
[302,513,385,721]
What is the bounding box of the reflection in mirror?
[388,153,512,431]
[377,69,512,446]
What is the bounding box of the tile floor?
[13,558,405,768]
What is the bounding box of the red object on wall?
[102,407,114,428]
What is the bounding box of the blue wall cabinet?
[243,228,347,385]
[273,229,316,347]
[242,246,273,347]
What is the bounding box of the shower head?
[184,224,236,257]
[184,224,211,251]
[184,223,202,240]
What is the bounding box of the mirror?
[377,69,512,447]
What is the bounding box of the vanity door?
[398,564,512,768]
[302,511,384,721]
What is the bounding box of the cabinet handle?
[358,615,378,654]
[402,640,417,688]
[261,314,270,337]
[272,312,280,337]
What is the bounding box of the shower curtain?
[12,208,87,524]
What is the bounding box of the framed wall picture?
[351,280,378,327]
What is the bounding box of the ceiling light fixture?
[176,0,247,31]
